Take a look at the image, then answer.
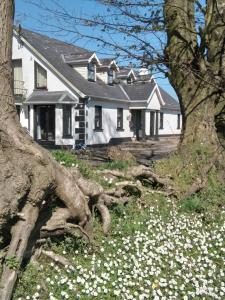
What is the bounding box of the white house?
[12,28,182,147]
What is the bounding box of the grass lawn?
[13,196,225,300]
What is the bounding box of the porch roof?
[26,91,77,105]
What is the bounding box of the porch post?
[29,105,34,138]
[155,111,159,140]
[141,109,146,140]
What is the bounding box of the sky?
[15,0,177,99]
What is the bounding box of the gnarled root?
[0,139,92,300]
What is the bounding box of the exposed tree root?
[97,165,173,190]
[41,250,72,267]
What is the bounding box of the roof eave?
[13,30,86,98]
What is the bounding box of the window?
[35,62,47,89]
[16,105,20,120]
[159,112,164,129]
[95,106,102,130]
[177,114,181,129]
[88,63,96,81]
[63,105,72,137]
[12,59,23,95]
[108,69,114,85]
[127,76,133,84]
[117,108,123,130]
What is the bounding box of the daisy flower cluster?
[15,206,225,300]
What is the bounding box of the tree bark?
[0,2,91,299]
[164,0,224,156]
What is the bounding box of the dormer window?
[35,61,47,89]
[108,69,114,85]
[88,63,96,82]
[127,76,133,84]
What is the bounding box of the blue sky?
[15,0,177,99]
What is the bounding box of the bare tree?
[25,0,225,186]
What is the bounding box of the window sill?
[116,128,124,132]
[62,135,73,139]
[159,128,164,130]
[34,87,48,90]
[94,128,103,132]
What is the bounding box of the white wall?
[12,35,78,145]
[86,99,133,145]
[12,36,78,98]
[55,104,76,146]
[145,111,150,136]
[147,90,161,110]
[74,66,88,80]
[97,72,108,84]
[158,110,182,135]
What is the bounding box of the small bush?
[180,196,205,213]
[106,146,136,164]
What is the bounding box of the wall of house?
[158,110,182,136]
[97,72,108,84]
[55,104,76,146]
[12,36,78,98]
[86,99,133,145]
[73,66,88,80]
[147,90,161,110]
[13,36,79,144]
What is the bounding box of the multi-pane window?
[16,105,21,120]
[108,69,114,85]
[117,108,123,130]
[35,61,47,89]
[177,114,181,129]
[88,63,96,81]
[127,76,132,84]
[95,106,102,130]
[63,105,72,137]
[12,59,23,95]
[159,112,164,129]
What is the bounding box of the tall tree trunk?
[0,1,91,299]
[164,0,224,156]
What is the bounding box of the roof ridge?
[20,27,88,53]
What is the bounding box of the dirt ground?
[76,136,180,166]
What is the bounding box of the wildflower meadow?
[14,200,225,300]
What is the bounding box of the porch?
[26,91,78,146]
[130,109,160,140]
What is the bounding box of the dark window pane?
[127,77,132,84]
[177,114,181,129]
[95,106,102,129]
[108,69,114,85]
[88,63,95,81]
[16,105,20,120]
[160,112,164,129]
[35,62,47,89]
[117,108,123,129]
[63,105,72,137]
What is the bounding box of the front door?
[150,111,155,137]
[130,110,142,139]
[36,105,55,142]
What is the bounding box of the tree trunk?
[0,2,91,299]
[164,0,224,157]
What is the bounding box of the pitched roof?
[62,52,95,63]
[122,82,156,100]
[158,87,180,111]
[15,28,180,109]
[26,90,77,104]
[116,68,131,78]
[18,29,128,101]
